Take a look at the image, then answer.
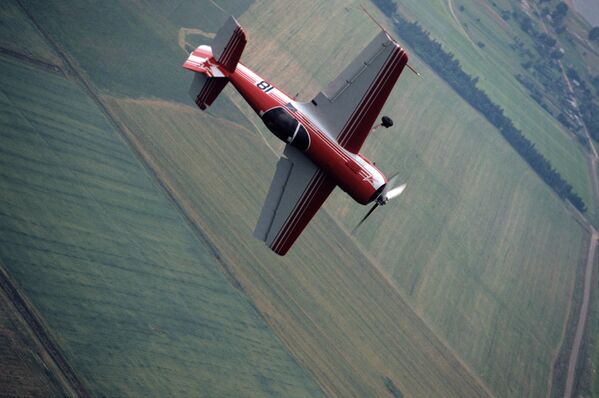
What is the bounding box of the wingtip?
[406,63,420,77]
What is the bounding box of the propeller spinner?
[351,174,406,234]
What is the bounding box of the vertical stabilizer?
[182,16,247,110]
[211,16,247,72]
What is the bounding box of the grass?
[570,241,599,397]
[347,36,587,398]
[19,0,252,106]
[0,55,326,398]
[106,96,492,397]
[0,0,61,65]
[392,0,598,226]
[1,0,591,397]
[230,2,589,396]
[0,283,67,397]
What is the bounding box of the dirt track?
[446,0,481,53]
[0,262,89,398]
[525,4,599,396]
[564,230,598,397]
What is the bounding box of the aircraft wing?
[305,31,408,154]
[254,145,336,255]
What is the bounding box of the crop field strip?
[107,96,493,397]
[0,0,61,66]
[407,1,599,394]
[0,263,72,398]
[0,53,327,397]
[232,1,591,397]
[1,0,590,397]
[393,0,598,225]
[99,1,582,396]
[1,3,495,395]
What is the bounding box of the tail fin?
[183,16,247,110]
[212,16,247,72]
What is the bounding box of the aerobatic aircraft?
[183,15,411,255]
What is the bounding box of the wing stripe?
[334,46,397,144]
[270,170,324,252]
[340,50,406,148]
[337,47,404,147]
[274,177,326,253]
[271,172,328,253]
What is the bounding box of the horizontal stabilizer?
[188,73,228,110]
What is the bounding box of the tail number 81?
[257,81,274,93]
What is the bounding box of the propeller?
[351,175,407,235]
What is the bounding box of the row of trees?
[372,0,586,212]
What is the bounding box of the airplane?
[183,15,410,255]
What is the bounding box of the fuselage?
[192,46,387,205]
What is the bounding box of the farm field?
[0,279,67,397]
[392,0,598,225]
[0,0,61,66]
[107,96,492,398]
[0,0,593,397]
[0,55,326,398]
[328,46,588,398]
[565,243,599,397]
[231,2,589,397]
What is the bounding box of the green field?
[339,60,588,397]
[107,96,492,398]
[0,283,67,397]
[570,241,599,398]
[0,55,326,398]
[229,2,589,396]
[392,0,598,225]
[0,2,494,397]
[0,0,61,65]
[0,0,593,397]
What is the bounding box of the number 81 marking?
[257,80,274,93]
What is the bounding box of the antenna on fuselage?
[359,4,421,77]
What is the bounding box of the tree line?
[372,0,586,212]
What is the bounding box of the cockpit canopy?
[261,107,310,151]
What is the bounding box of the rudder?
[212,16,247,72]
[182,16,247,110]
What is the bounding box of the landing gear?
[371,116,394,133]
[381,116,393,128]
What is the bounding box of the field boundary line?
[531,2,599,394]
[219,96,495,395]
[0,259,89,398]
[563,230,598,398]
[0,47,64,76]
[337,221,496,397]
[446,0,482,54]
[10,5,321,394]
[12,2,498,395]
[34,29,494,397]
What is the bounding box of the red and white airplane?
[183,16,410,255]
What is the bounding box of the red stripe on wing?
[337,46,408,153]
[270,171,335,255]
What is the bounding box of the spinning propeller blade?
[351,174,407,234]
[385,183,407,201]
[352,203,379,235]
